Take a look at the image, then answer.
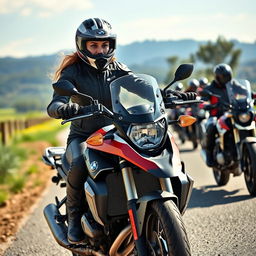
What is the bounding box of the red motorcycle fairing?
[85,126,183,178]
[217,114,230,131]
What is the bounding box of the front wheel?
[144,200,191,256]
[242,143,256,196]
[213,168,230,186]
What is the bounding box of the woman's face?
[86,41,110,55]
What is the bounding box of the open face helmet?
[76,18,116,70]
[214,63,232,86]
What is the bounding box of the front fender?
[136,191,178,236]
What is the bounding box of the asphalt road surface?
[3,136,256,256]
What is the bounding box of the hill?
[0,39,255,111]
[0,55,57,111]
[116,39,256,66]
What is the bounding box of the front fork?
[120,159,146,256]
[120,159,173,256]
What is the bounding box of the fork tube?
[160,178,174,193]
[121,165,138,201]
[120,159,147,256]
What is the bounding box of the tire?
[192,139,198,150]
[243,143,256,196]
[213,167,230,186]
[144,200,191,256]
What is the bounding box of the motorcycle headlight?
[128,119,166,150]
[238,112,251,123]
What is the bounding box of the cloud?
[117,13,256,44]
[0,38,34,57]
[0,0,93,16]
[20,8,32,16]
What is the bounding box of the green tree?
[192,36,241,79]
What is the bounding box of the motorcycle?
[167,106,187,144]
[42,64,201,255]
[201,79,256,196]
[195,102,209,149]
[183,105,198,150]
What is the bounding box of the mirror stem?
[163,80,176,95]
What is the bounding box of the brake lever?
[164,98,203,108]
[60,103,114,125]
[61,113,94,125]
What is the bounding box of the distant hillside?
[0,55,56,111]
[0,39,255,111]
[116,39,256,66]
[237,58,256,85]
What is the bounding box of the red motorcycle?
[201,79,256,195]
[43,64,200,255]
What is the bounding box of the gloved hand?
[203,104,213,111]
[170,90,197,101]
[57,103,80,119]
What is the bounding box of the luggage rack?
[42,147,66,169]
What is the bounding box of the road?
[3,137,256,256]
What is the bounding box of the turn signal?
[178,115,197,127]
[86,133,103,146]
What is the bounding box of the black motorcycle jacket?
[47,59,131,144]
[201,80,229,117]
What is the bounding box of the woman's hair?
[53,52,80,82]
[52,51,116,81]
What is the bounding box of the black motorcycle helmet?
[174,82,183,91]
[187,79,199,92]
[75,18,116,70]
[214,63,232,86]
[199,77,208,88]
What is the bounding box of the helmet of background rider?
[75,18,116,70]
[199,77,208,88]
[213,63,233,87]
[174,82,183,91]
[187,79,199,92]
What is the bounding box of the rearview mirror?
[163,63,194,94]
[174,64,194,81]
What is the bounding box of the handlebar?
[164,97,203,109]
[61,103,114,125]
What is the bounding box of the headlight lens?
[238,112,251,123]
[128,120,166,150]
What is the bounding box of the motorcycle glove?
[57,103,80,119]
[184,92,197,100]
[169,90,197,101]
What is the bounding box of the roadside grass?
[17,119,67,146]
[0,189,9,206]
[0,109,47,121]
[0,119,67,206]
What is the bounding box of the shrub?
[0,189,9,206]
[0,144,21,183]
[8,175,27,193]
[26,164,38,175]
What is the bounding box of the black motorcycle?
[42,64,200,255]
[201,79,256,196]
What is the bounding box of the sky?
[0,0,256,58]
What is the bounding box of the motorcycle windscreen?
[226,79,253,109]
[110,74,165,123]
